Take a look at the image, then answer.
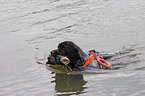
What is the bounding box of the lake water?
[0,0,145,96]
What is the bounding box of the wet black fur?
[46,41,87,68]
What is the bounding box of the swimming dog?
[46,41,128,71]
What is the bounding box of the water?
[0,0,145,96]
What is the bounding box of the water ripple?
[0,65,54,96]
[31,12,81,26]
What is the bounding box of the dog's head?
[46,41,87,68]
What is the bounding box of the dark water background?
[0,0,145,96]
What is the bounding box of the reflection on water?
[51,73,88,95]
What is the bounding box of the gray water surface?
[0,0,145,96]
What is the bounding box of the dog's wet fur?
[46,41,130,70]
[46,41,87,68]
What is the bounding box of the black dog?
[47,41,87,69]
[46,41,128,70]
